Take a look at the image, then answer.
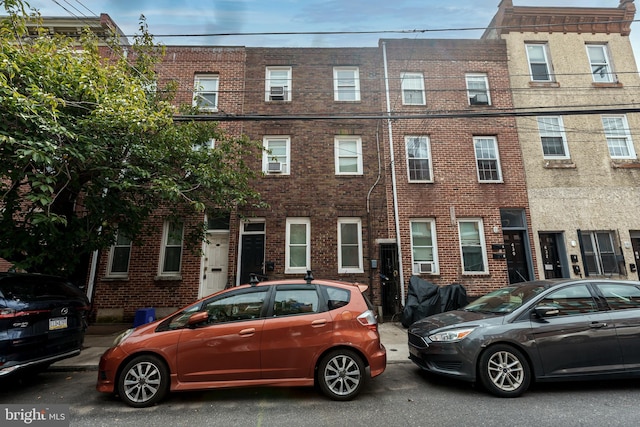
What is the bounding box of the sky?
[24,0,640,63]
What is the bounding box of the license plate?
[409,346,420,357]
[49,317,68,330]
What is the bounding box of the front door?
[240,234,265,285]
[539,233,564,279]
[504,230,530,283]
[631,237,640,281]
[200,232,229,298]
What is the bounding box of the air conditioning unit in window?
[417,262,433,273]
[470,93,489,105]
[267,162,283,173]
[269,86,287,101]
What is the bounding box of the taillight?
[0,308,16,318]
[356,310,378,332]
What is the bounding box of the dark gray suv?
[0,273,90,376]
[408,279,640,397]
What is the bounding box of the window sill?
[592,82,623,89]
[529,81,560,88]
[544,160,576,169]
[154,275,183,282]
[611,159,640,168]
[102,275,129,282]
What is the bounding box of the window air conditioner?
[471,93,489,105]
[267,162,283,173]
[269,86,286,101]
[417,262,433,273]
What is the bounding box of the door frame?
[236,218,266,286]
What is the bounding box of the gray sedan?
[408,279,640,397]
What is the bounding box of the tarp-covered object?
[401,276,468,327]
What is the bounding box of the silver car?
[408,279,640,397]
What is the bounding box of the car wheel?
[317,349,365,401]
[117,355,169,408]
[478,344,531,398]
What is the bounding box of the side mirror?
[187,311,209,327]
[533,305,560,318]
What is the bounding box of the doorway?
[538,232,567,279]
[503,230,530,283]
[630,232,640,281]
[238,220,265,285]
[380,243,400,319]
[200,232,230,298]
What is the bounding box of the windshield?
[464,284,546,314]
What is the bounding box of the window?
[586,44,614,83]
[458,219,488,274]
[263,136,291,174]
[602,116,636,159]
[474,136,502,182]
[537,116,569,159]
[192,138,215,152]
[202,288,268,323]
[193,74,219,111]
[596,283,640,310]
[286,218,310,274]
[405,136,432,182]
[324,286,351,310]
[273,286,319,316]
[466,73,490,105]
[401,72,425,105]
[538,285,598,316]
[580,231,619,275]
[525,43,553,82]
[335,136,363,175]
[410,220,438,274]
[160,221,184,275]
[333,67,360,101]
[265,67,292,101]
[338,218,363,273]
[107,231,131,276]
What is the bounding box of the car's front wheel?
[117,355,169,408]
[317,349,365,401]
[478,344,531,398]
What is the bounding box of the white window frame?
[285,218,311,274]
[334,136,363,175]
[466,73,491,106]
[537,116,570,159]
[525,43,553,82]
[337,218,363,274]
[474,136,502,182]
[263,136,291,175]
[333,67,360,101]
[107,231,131,277]
[193,74,219,111]
[410,219,439,274]
[602,115,636,159]
[265,66,292,102]
[401,72,425,105]
[405,136,432,182]
[586,44,614,83]
[458,219,488,275]
[159,221,184,275]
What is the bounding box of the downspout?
[382,41,406,305]
[366,123,383,301]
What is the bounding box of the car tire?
[478,344,531,398]
[117,355,169,408]
[317,349,365,401]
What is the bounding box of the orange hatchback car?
[97,273,386,407]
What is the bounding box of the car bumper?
[408,332,475,382]
[0,348,81,377]
[369,343,386,377]
[96,346,128,393]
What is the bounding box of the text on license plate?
[49,317,68,330]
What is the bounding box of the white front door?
[200,232,229,298]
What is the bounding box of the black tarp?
[401,275,468,327]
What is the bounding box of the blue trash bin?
[133,308,156,327]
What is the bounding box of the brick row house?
[7,1,640,323]
[483,0,640,282]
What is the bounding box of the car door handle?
[239,328,256,336]
[590,322,607,328]
[311,319,327,327]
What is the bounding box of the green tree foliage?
[0,1,263,276]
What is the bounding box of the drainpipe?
[366,124,383,302]
[382,41,406,306]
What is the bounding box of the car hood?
[408,310,505,335]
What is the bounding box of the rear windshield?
[0,276,82,301]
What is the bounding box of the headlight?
[428,327,476,342]
[113,328,134,347]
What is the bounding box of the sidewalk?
[50,320,410,372]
